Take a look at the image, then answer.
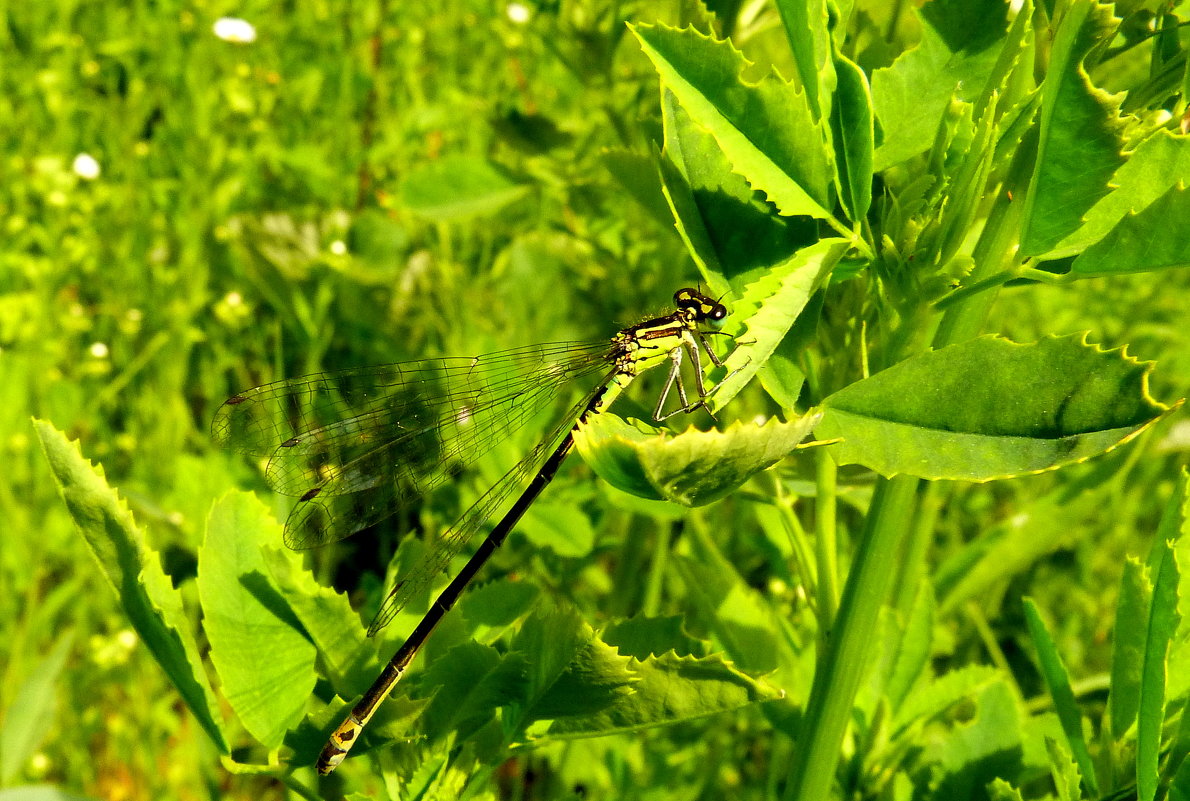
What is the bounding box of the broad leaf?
[545,651,778,738]
[633,23,834,221]
[574,414,818,506]
[1019,0,1126,256]
[198,493,317,748]
[814,334,1170,481]
[1071,182,1190,276]
[660,91,816,291]
[33,420,229,752]
[1048,129,1190,259]
[710,238,850,413]
[870,0,1011,170]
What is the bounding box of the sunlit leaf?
[814,334,1171,481]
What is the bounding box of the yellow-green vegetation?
[5,1,1190,800]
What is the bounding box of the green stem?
[814,448,839,635]
[785,124,1037,801]
[892,481,940,618]
[642,520,671,617]
[783,475,920,801]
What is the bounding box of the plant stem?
[786,123,1036,801]
[814,448,839,635]
[783,475,920,801]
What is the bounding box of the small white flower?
[89,341,109,359]
[506,2,531,23]
[214,17,257,43]
[72,153,100,180]
[225,290,243,307]
[329,239,347,256]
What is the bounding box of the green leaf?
[258,544,375,694]
[1019,0,1126,257]
[892,664,1001,735]
[1173,761,1190,801]
[1048,129,1190,258]
[458,579,541,645]
[544,650,778,738]
[511,606,636,724]
[1045,736,1084,801]
[870,0,1011,170]
[814,334,1170,481]
[773,0,833,121]
[709,238,850,413]
[675,516,805,685]
[987,779,1027,801]
[517,499,595,558]
[32,419,229,753]
[399,155,530,221]
[884,581,934,712]
[632,23,835,222]
[659,90,816,291]
[1110,557,1151,739]
[197,492,317,748]
[0,789,100,801]
[0,635,72,785]
[602,615,708,660]
[1023,598,1099,796]
[930,678,1025,800]
[418,641,523,743]
[600,148,675,232]
[1137,537,1182,801]
[1169,467,1190,626]
[1071,183,1190,276]
[933,91,999,270]
[574,414,818,506]
[830,51,874,223]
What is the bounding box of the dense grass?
[3,2,1188,800]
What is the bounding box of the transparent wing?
[365,374,613,636]
[212,340,612,548]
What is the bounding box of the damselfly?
[211,287,735,773]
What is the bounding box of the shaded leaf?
[545,651,778,738]
[773,0,833,121]
[659,90,815,291]
[602,615,708,660]
[0,636,73,785]
[1110,558,1151,739]
[1137,538,1182,801]
[1049,129,1190,258]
